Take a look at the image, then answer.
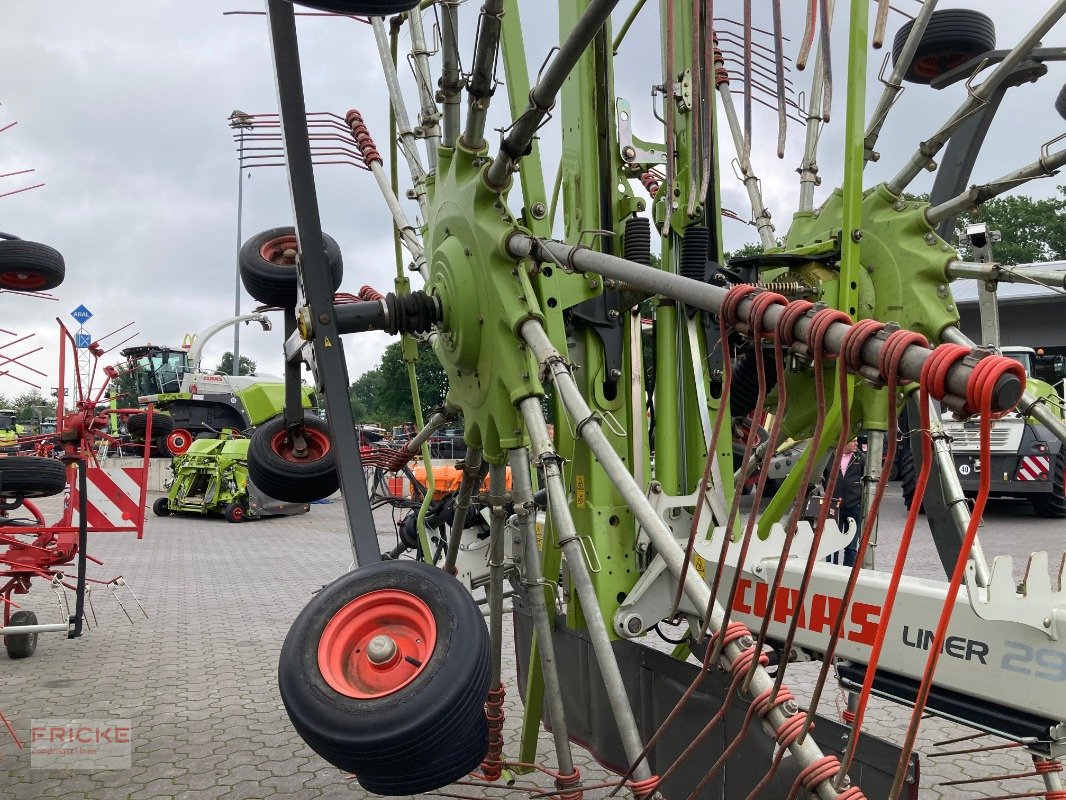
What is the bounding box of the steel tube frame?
[519,321,841,800]
[461,0,506,150]
[443,448,484,575]
[407,8,441,170]
[510,236,1024,413]
[0,622,69,636]
[486,463,508,690]
[439,0,462,149]
[946,260,1066,291]
[517,396,653,785]
[485,0,623,189]
[887,0,1066,195]
[925,146,1066,226]
[508,447,578,780]
[265,0,381,567]
[716,81,776,247]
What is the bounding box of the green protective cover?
[235,383,314,427]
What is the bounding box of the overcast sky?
[0,1,1061,401]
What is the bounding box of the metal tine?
[109,577,148,620]
[888,0,1066,195]
[872,0,891,48]
[485,0,623,191]
[407,6,442,171]
[438,0,463,149]
[371,18,430,219]
[925,141,1066,226]
[714,46,776,248]
[797,0,818,69]
[864,0,938,162]
[817,0,833,121]
[718,47,798,93]
[797,0,836,212]
[460,0,505,150]
[771,0,787,157]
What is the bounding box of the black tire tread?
[0,240,65,291]
[1056,84,1066,122]
[1031,451,1066,519]
[892,9,996,85]
[127,412,174,441]
[247,414,338,503]
[292,1,420,13]
[239,227,343,308]
[0,456,67,499]
[4,610,38,659]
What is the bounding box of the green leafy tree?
[215,351,257,376]
[349,340,448,426]
[955,187,1066,265]
[12,390,55,423]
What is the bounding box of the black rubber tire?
[0,456,67,499]
[278,560,490,794]
[0,240,65,292]
[239,226,343,308]
[224,501,247,523]
[4,610,38,659]
[899,446,925,514]
[892,9,996,85]
[248,414,338,503]
[1031,451,1066,519]
[1056,84,1066,122]
[290,1,420,14]
[127,412,174,441]
[153,497,171,517]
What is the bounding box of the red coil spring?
[481,683,506,781]
[1034,758,1065,775]
[554,767,583,800]
[841,708,856,724]
[712,39,729,86]
[345,108,383,167]
[358,285,385,302]
[754,686,795,719]
[640,171,661,196]
[628,774,661,799]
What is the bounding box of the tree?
[215,351,257,376]
[349,340,448,426]
[12,390,55,423]
[954,187,1066,265]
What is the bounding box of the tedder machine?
[236,1,1066,798]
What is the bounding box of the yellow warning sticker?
[535,522,543,551]
[692,553,707,579]
[323,337,332,348]
[575,475,586,508]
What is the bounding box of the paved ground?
[1,485,1063,799]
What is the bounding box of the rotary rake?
[249,1,1066,797]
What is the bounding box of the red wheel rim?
[167,429,192,455]
[0,270,46,290]
[270,427,331,463]
[259,235,298,267]
[912,53,971,81]
[231,505,244,521]
[317,589,436,699]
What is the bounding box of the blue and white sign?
[70,304,93,323]
[75,332,92,349]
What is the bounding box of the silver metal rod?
[863,0,938,159]
[945,260,1066,290]
[407,8,441,170]
[372,18,429,217]
[485,0,623,189]
[942,325,1066,447]
[510,237,1024,413]
[0,623,69,635]
[519,321,840,800]
[366,159,429,280]
[859,429,883,569]
[405,411,452,454]
[888,0,1066,195]
[444,448,484,575]
[797,0,835,212]
[460,0,505,150]
[927,397,991,587]
[439,0,463,149]
[716,81,776,247]
[508,446,578,779]
[486,462,508,689]
[517,396,653,785]
[925,146,1066,226]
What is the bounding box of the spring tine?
[797,0,818,69]
[771,0,787,157]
